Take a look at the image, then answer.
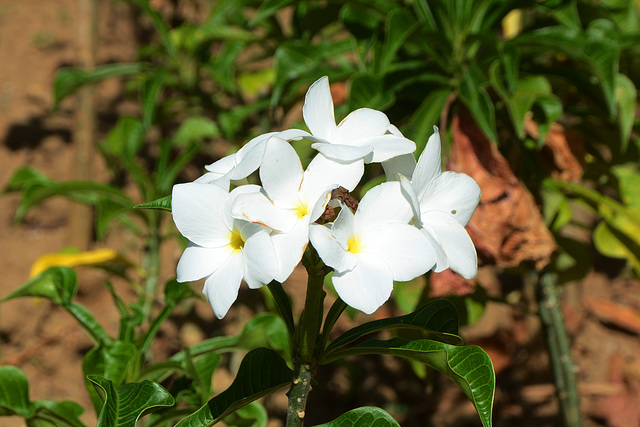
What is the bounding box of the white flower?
[309,182,436,314]
[231,136,337,283]
[303,76,416,163]
[199,129,308,188]
[396,127,481,279]
[172,183,279,318]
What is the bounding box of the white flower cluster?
[172,76,481,318]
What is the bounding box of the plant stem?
[297,267,326,362]
[142,212,161,324]
[286,359,313,427]
[286,248,329,426]
[538,271,583,427]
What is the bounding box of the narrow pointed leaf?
[53,63,143,108]
[88,376,174,427]
[2,266,77,305]
[314,406,400,427]
[323,338,495,427]
[175,348,292,427]
[325,299,461,354]
[135,196,172,211]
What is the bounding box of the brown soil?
[1,1,640,427]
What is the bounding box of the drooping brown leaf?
[525,118,585,182]
[450,110,556,270]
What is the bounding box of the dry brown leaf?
[583,297,640,335]
[430,269,476,298]
[525,117,585,182]
[450,110,556,270]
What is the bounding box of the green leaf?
[348,74,395,111]
[135,195,172,211]
[458,66,497,142]
[89,376,174,427]
[222,401,268,427]
[324,339,495,427]
[314,406,400,427]
[405,87,452,153]
[84,341,138,387]
[325,299,462,355]
[175,348,292,427]
[53,63,143,109]
[0,365,31,417]
[250,0,295,26]
[2,266,77,305]
[141,71,166,129]
[615,73,636,152]
[584,19,620,116]
[594,220,640,276]
[612,165,640,208]
[172,117,220,146]
[509,76,554,140]
[100,116,146,160]
[6,169,132,222]
[0,366,85,426]
[379,8,419,73]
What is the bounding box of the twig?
[538,271,583,427]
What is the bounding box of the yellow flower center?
[294,202,310,219]
[347,235,363,254]
[229,229,245,253]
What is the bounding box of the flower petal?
[382,153,416,181]
[172,183,230,247]
[225,185,263,230]
[412,127,442,194]
[278,128,312,141]
[351,135,416,163]
[176,242,233,282]
[332,108,390,144]
[355,182,413,233]
[242,227,278,288]
[231,132,275,179]
[303,76,336,141]
[332,253,393,314]
[329,202,355,249]
[204,152,237,176]
[362,223,435,281]
[303,152,365,192]
[311,142,372,163]
[271,219,311,283]
[202,253,244,319]
[421,171,481,226]
[309,223,357,273]
[231,191,297,233]
[398,174,422,225]
[422,210,478,279]
[260,136,304,208]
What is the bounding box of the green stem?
[538,272,583,427]
[286,360,313,427]
[296,269,326,363]
[142,212,161,324]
